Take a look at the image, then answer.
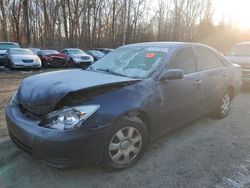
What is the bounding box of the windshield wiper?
[95,68,128,77]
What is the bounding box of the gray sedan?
[5,48,41,69]
[5,42,242,169]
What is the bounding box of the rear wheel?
[103,117,148,170]
[214,91,231,119]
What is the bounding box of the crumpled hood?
[226,56,250,67]
[17,69,139,114]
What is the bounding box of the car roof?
[40,49,58,51]
[10,48,30,51]
[0,42,19,45]
[234,42,250,46]
[63,48,82,50]
[96,48,113,50]
[123,42,207,49]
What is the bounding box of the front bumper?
[5,104,111,168]
[72,60,93,68]
[241,67,250,86]
[12,62,41,68]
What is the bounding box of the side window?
[168,47,196,75]
[196,47,224,71]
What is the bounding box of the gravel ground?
[1,68,250,188]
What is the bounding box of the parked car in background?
[85,50,105,61]
[96,48,113,54]
[5,48,41,69]
[29,48,41,55]
[226,42,250,87]
[6,42,241,169]
[38,50,68,68]
[0,42,20,66]
[61,48,94,68]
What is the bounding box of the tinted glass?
[91,47,170,78]
[168,47,196,75]
[196,47,224,71]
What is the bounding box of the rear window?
[0,43,19,50]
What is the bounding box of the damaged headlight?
[44,105,100,130]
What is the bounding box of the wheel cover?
[108,127,142,165]
[221,94,230,116]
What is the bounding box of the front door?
[156,47,202,132]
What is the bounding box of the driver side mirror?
[159,69,184,81]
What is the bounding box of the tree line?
[0,0,250,52]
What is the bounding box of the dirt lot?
[1,68,250,188]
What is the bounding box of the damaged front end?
[15,74,139,130]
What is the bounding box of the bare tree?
[0,0,8,41]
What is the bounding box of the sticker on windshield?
[146,53,155,59]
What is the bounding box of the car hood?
[11,54,38,60]
[17,69,139,115]
[0,50,7,55]
[226,56,250,67]
[70,54,91,58]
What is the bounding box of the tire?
[214,91,232,119]
[103,117,148,170]
[4,60,9,68]
[8,61,14,70]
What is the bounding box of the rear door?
[194,47,228,112]
[156,47,203,131]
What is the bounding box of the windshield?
[88,50,105,58]
[68,49,86,55]
[41,50,59,55]
[10,49,33,55]
[0,43,19,50]
[91,47,169,78]
[228,45,250,56]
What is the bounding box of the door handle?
[194,80,202,85]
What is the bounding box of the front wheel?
[214,92,231,119]
[103,117,148,170]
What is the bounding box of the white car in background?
[5,48,41,69]
[226,42,250,87]
[61,48,94,69]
